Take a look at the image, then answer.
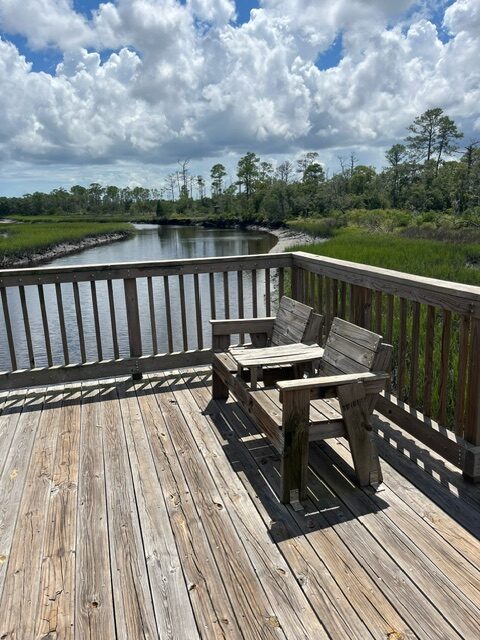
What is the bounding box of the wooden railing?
[292,251,480,481]
[0,250,478,480]
[0,253,290,388]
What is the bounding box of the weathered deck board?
[0,369,479,639]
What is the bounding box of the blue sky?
[0,0,477,196]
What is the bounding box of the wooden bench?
[212,311,392,507]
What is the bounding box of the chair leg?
[337,383,383,488]
[280,390,310,505]
[212,368,229,400]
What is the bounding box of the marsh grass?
[0,221,132,264]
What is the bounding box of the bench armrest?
[210,317,275,336]
[277,372,389,393]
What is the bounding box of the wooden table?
[230,343,324,389]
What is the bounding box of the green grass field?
[0,221,132,265]
[293,228,480,285]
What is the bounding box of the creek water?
[0,224,277,371]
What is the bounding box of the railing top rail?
[293,251,480,316]
[0,252,293,287]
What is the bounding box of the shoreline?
[246,225,320,253]
[1,231,131,268]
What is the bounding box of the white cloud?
[0,0,479,192]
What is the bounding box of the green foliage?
[0,222,132,265]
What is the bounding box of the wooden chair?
[211,296,323,388]
[247,317,392,505]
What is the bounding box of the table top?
[230,342,324,368]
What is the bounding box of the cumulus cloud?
[0,0,479,186]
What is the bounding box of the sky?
[0,0,479,196]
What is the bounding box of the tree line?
[1,108,479,223]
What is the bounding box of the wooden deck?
[0,368,479,639]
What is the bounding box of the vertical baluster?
[73,282,86,363]
[465,317,480,448]
[147,276,158,355]
[194,273,203,350]
[423,305,436,416]
[397,298,407,400]
[348,284,354,323]
[252,269,258,317]
[178,274,188,351]
[386,295,394,344]
[325,278,332,333]
[375,291,382,335]
[455,314,470,436]
[124,278,142,358]
[90,281,103,361]
[0,287,17,371]
[265,268,271,316]
[223,272,230,319]
[55,282,69,365]
[38,284,53,367]
[19,285,34,368]
[107,280,119,360]
[163,276,174,353]
[332,279,338,318]
[237,270,244,344]
[209,272,216,320]
[278,267,284,303]
[340,281,346,319]
[437,310,452,426]
[409,301,421,408]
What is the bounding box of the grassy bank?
[294,228,480,285]
[0,221,133,266]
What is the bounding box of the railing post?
[463,317,480,482]
[124,277,143,380]
[291,265,303,303]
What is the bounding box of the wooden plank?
[223,271,230,319]
[194,272,203,350]
[147,276,158,354]
[38,284,53,367]
[237,270,245,343]
[252,269,258,317]
[194,372,411,639]
[55,282,70,365]
[340,281,347,320]
[280,388,310,502]
[19,285,35,369]
[209,271,216,321]
[124,277,142,357]
[409,301,421,407]
[0,253,292,287]
[397,298,407,400]
[107,279,120,360]
[265,268,271,316]
[99,382,158,638]
[179,274,188,351]
[0,387,62,637]
[0,388,45,605]
[73,281,87,363]
[0,287,17,371]
[278,267,284,302]
[386,294,394,344]
[146,374,283,639]
[172,371,329,639]
[455,314,470,436]
[0,394,25,489]
[313,441,479,638]
[137,378,241,638]
[35,387,81,639]
[163,275,174,353]
[117,380,201,639]
[75,383,115,638]
[293,250,480,318]
[375,290,382,334]
[423,305,436,417]
[438,309,452,426]
[90,280,103,361]
[326,333,377,368]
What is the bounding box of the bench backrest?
[320,317,392,376]
[271,296,322,346]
